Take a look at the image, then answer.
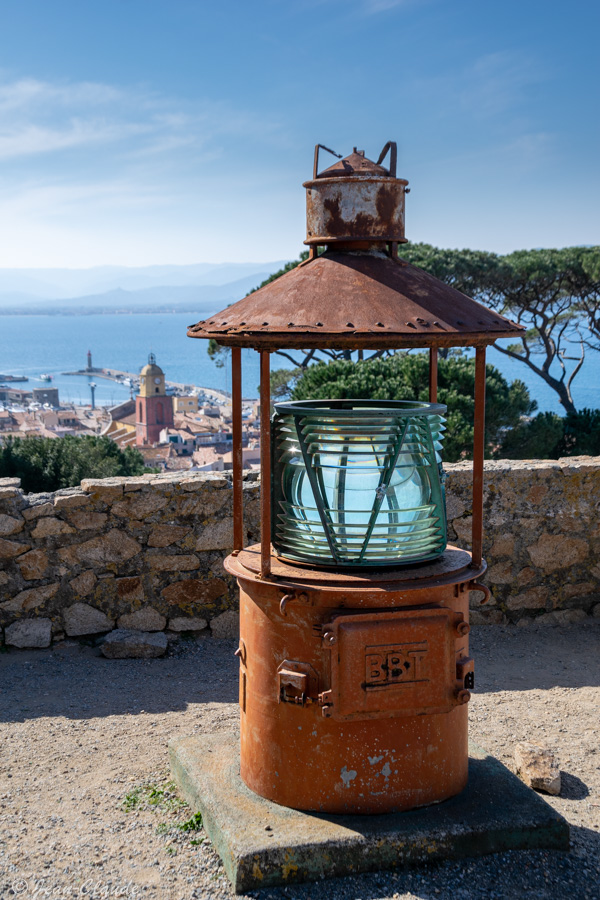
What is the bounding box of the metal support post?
[232,348,243,552]
[260,351,272,578]
[472,346,486,568]
[429,347,438,403]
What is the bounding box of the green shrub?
[0,434,151,493]
[496,412,564,459]
[291,353,535,462]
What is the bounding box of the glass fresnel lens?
[272,399,447,567]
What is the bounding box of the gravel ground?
[1,624,599,900]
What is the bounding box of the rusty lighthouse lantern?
[187,142,524,814]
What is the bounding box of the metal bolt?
[456,689,471,705]
[456,621,470,637]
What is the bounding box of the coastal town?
[0,351,261,473]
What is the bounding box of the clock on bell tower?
[135,353,174,446]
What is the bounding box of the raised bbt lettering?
[364,641,429,687]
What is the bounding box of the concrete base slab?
[169,732,569,894]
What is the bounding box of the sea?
[0,312,598,414]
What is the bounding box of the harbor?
[61,363,232,403]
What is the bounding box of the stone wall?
[446,457,600,626]
[0,472,260,648]
[0,457,599,648]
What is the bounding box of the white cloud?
[0,77,122,113]
[414,51,546,121]
[0,75,282,164]
[0,76,293,266]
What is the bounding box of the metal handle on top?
[313,144,342,179]
[376,141,397,177]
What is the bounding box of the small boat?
[40,373,53,382]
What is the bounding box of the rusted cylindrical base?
[225,546,485,815]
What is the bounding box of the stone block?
[148,553,199,572]
[452,515,473,543]
[560,581,596,600]
[516,567,536,586]
[17,549,49,580]
[70,570,97,597]
[161,577,228,607]
[180,474,229,491]
[112,493,168,519]
[1,582,60,613]
[81,479,124,502]
[0,487,21,501]
[63,602,114,636]
[5,618,52,649]
[490,534,515,558]
[515,742,561,795]
[470,609,505,625]
[445,494,467,520]
[116,576,144,602]
[31,517,75,539]
[175,490,231,518]
[147,524,191,548]
[75,529,141,566]
[505,586,548,611]
[168,616,208,632]
[527,534,589,574]
[0,477,21,488]
[210,609,238,639]
[0,538,30,559]
[53,493,90,510]
[66,511,108,530]
[117,607,166,631]
[487,561,514,585]
[526,483,548,504]
[536,609,588,626]
[22,502,54,521]
[100,629,167,659]
[195,517,234,551]
[0,513,24,536]
[123,476,156,491]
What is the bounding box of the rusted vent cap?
[318,149,388,178]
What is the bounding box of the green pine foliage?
[495,408,600,460]
[291,353,535,462]
[0,434,151,493]
[496,412,565,459]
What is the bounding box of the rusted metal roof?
[187,250,524,350]
[317,149,389,178]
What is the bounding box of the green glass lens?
[272,399,447,568]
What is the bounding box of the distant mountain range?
[0,261,288,315]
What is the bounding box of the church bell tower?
[136,353,174,446]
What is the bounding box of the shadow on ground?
[0,635,239,723]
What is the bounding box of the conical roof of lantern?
[187,143,524,351]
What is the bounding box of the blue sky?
[0,0,598,267]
